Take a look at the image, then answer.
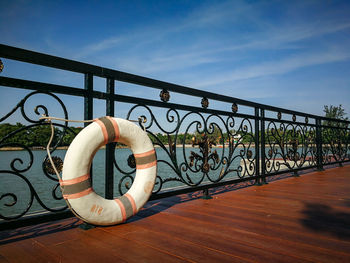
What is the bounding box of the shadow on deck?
[1,165,350,262]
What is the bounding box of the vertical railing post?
[316,117,324,171]
[80,73,96,230]
[254,107,261,185]
[337,121,344,167]
[84,73,93,124]
[260,108,267,184]
[105,78,115,199]
[84,73,93,182]
[202,188,213,200]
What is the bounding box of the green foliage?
[1,122,260,149]
[62,127,83,145]
[0,122,27,145]
[323,104,348,127]
[265,128,315,145]
[0,123,83,148]
[150,133,195,145]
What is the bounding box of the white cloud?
[74,36,123,59]
[193,48,350,88]
[70,0,350,78]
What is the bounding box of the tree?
[0,123,78,148]
[323,104,348,127]
[62,127,83,145]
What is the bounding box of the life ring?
[61,117,157,225]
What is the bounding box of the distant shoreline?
[0,146,69,151]
[0,145,193,151]
[0,144,252,151]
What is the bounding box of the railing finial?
[0,59,4,73]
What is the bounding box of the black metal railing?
[0,44,349,227]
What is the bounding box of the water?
[1,146,253,218]
[0,145,315,219]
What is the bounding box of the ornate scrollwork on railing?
[265,119,317,174]
[159,89,170,102]
[277,112,282,120]
[44,156,64,175]
[189,134,219,173]
[321,125,349,164]
[0,91,77,220]
[231,103,238,114]
[119,105,257,195]
[201,97,209,109]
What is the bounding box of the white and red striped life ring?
[61,117,157,225]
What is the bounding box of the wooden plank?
[132,208,349,263]
[50,233,129,263]
[68,227,190,263]
[0,238,61,263]
[0,165,349,263]
[103,227,250,263]
[159,194,350,252]
[130,212,314,263]
[0,254,10,263]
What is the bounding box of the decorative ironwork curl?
[44,156,63,175]
[321,126,349,164]
[277,112,282,120]
[232,103,238,113]
[0,171,66,220]
[265,119,317,174]
[201,97,209,109]
[118,106,258,195]
[0,91,73,220]
[160,89,170,102]
[1,193,17,207]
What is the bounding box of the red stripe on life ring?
[94,118,109,145]
[63,187,93,199]
[134,149,156,158]
[60,174,90,186]
[114,199,127,222]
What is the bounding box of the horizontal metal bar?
[264,161,350,179]
[113,93,256,119]
[2,44,349,123]
[0,210,72,231]
[319,117,350,124]
[0,44,257,107]
[262,116,317,127]
[0,76,88,97]
[2,76,347,127]
[264,165,318,178]
[323,160,350,165]
[319,123,350,130]
[149,175,260,200]
[0,76,256,119]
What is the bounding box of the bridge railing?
[0,44,349,227]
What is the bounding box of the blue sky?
[1,0,350,124]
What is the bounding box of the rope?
[39,115,145,130]
[42,115,92,222]
[39,116,94,123]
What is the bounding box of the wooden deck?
[1,165,350,263]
